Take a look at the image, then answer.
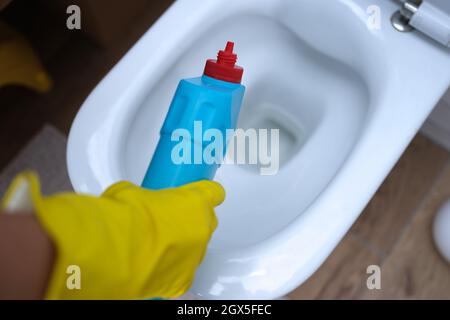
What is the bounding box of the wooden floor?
[1,1,449,300]
[288,135,450,299]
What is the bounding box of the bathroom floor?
[288,134,450,299]
[1,0,449,300]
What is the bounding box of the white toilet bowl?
[67,0,450,299]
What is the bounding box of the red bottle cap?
[203,41,244,84]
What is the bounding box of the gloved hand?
[1,171,225,299]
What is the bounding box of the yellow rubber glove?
[1,171,225,300]
[0,20,52,92]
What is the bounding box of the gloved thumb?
[179,180,225,207]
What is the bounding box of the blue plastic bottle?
[141,42,245,189]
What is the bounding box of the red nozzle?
[203,41,243,84]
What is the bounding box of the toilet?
[67,0,450,299]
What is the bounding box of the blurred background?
[0,0,173,170]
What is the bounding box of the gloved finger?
[102,181,136,197]
[1,171,41,213]
[179,180,225,207]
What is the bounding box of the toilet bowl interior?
[124,15,370,250]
